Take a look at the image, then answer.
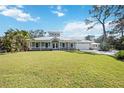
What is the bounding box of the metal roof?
[33,37,76,41]
[30,36,99,44]
[34,37,53,40]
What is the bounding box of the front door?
[52,43,58,49]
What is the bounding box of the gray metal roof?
[31,36,98,43]
[34,37,53,40]
[33,37,76,41]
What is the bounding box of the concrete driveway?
[81,50,118,55]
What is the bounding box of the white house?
[28,32,100,50]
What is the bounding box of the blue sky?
[0,5,106,37]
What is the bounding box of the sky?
[0,5,110,38]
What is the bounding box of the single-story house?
[28,32,100,50]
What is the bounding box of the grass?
[0,51,124,88]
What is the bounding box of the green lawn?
[0,51,124,88]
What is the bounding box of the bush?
[115,50,124,60]
[99,42,110,51]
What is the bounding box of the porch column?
[58,42,60,50]
[29,41,31,50]
[67,42,69,50]
[67,42,69,49]
[66,42,68,50]
[40,42,41,50]
[34,41,36,49]
[74,42,76,49]
[59,42,61,50]
[50,42,52,49]
[48,42,51,49]
[68,42,70,49]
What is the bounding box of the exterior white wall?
[29,40,75,50]
[90,43,100,50]
[28,39,100,50]
[76,43,90,50]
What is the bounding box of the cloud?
[52,11,65,17]
[62,21,111,38]
[0,5,7,10]
[49,5,54,9]
[0,5,40,22]
[57,6,62,11]
[64,21,86,32]
[51,5,67,17]
[16,5,24,8]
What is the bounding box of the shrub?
[99,42,110,51]
[114,37,124,50]
[115,50,124,60]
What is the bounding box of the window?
[45,43,48,48]
[71,43,73,48]
[53,43,55,48]
[36,42,40,48]
[62,43,65,48]
[56,43,58,48]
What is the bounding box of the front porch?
[29,41,76,50]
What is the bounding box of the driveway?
[81,50,118,55]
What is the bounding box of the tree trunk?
[121,30,123,37]
[121,26,124,37]
[102,23,107,42]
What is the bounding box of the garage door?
[76,43,90,50]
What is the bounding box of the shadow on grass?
[109,55,124,62]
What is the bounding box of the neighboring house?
[28,32,100,50]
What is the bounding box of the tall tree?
[0,37,4,51]
[15,29,30,51]
[85,5,117,42]
[3,28,30,52]
[3,29,16,52]
[111,6,124,37]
